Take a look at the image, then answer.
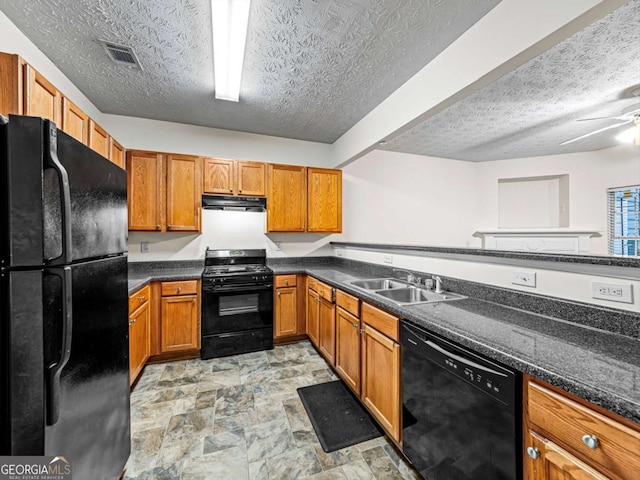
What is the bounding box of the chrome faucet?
[394,269,420,286]
[432,275,443,293]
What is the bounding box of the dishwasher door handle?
[424,339,508,377]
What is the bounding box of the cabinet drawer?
[528,381,640,479]
[315,280,335,303]
[129,284,150,313]
[161,280,198,296]
[361,303,398,342]
[336,290,359,317]
[275,275,297,288]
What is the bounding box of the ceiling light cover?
[212,0,251,102]
[615,124,639,144]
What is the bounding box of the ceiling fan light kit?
[560,103,640,146]
[212,0,251,102]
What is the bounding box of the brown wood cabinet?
[361,302,401,444]
[62,97,89,144]
[166,154,202,232]
[307,167,342,233]
[306,283,320,347]
[127,150,202,233]
[267,164,307,232]
[306,277,336,365]
[275,282,298,339]
[128,285,151,385]
[203,158,266,197]
[0,52,124,168]
[524,375,640,480]
[336,305,361,394]
[109,137,125,169]
[160,280,200,353]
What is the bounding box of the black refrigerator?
[0,115,130,478]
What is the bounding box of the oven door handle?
[204,283,273,293]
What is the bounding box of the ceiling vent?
[99,40,142,69]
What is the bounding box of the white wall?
[127,210,333,262]
[338,150,478,247]
[475,144,640,254]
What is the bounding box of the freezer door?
[2,115,127,268]
[0,270,46,455]
[43,256,130,478]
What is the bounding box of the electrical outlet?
[592,282,633,303]
[336,249,343,257]
[512,271,536,287]
[140,242,150,253]
[384,255,393,264]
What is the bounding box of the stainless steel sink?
[373,287,466,305]
[349,278,408,290]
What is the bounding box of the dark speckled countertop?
[268,259,640,425]
[128,260,203,294]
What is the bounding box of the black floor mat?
[297,380,384,453]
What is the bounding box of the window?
[608,185,640,256]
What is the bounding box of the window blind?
[607,185,640,256]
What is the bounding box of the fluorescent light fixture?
[615,125,638,143]
[212,0,251,102]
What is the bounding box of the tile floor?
[124,341,419,480]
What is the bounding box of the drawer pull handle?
[582,435,599,449]
[156,224,161,230]
[526,447,540,460]
[352,323,357,328]
[139,296,145,301]
[177,287,182,292]
[285,280,289,285]
[277,291,281,296]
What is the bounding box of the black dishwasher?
[401,322,521,480]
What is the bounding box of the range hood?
[202,195,266,212]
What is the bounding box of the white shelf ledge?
[474,230,602,254]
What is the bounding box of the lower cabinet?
[274,274,306,342]
[160,280,200,353]
[307,285,320,346]
[524,375,640,480]
[306,277,336,365]
[335,305,361,394]
[128,285,151,385]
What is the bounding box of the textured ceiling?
[382,0,640,161]
[0,0,500,143]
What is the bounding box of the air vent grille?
[99,40,142,69]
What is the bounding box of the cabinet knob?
[239,189,242,193]
[285,280,289,285]
[229,188,233,192]
[360,329,365,334]
[582,435,599,449]
[177,286,182,292]
[139,296,145,301]
[156,224,161,230]
[277,291,281,296]
[526,447,540,460]
[352,323,358,328]
[192,299,196,303]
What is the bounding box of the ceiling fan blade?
[576,116,630,122]
[559,119,633,146]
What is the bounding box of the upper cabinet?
[307,167,342,233]
[203,158,266,197]
[127,150,202,233]
[266,164,342,233]
[62,97,90,144]
[0,52,124,168]
[267,164,307,232]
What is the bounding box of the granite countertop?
[127,261,203,294]
[269,262,640,424]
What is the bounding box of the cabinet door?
[267,164,306,232]
[127,151,165,231]
[361,324,401,443]
[237,161,266,197]
[160,295,199,352]
[318,298,336,365]
[129,302,150,385]
[306,287,320,347]
[88,119,110,159]
[61,97,89,144]
[166,154,202,232]
[109,138,125,169]
[307,168,342,233]
[274,286,298,338]
[336,307,361,394]
[24,64,60,124]
[0,53,23,116]
[203,158,235,195]
[526,431,608,480]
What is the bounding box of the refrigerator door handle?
[46,266,73,426]
[44,121,73,265]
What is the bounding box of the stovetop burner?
[203,264,271,277]
[202,248,272,279]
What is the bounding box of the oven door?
[201,283,273,335]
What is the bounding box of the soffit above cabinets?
[0,0,500,143]
[381,0,640,162]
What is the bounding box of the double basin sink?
[348,278,466,306]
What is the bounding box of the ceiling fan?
[560,103,640,146]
